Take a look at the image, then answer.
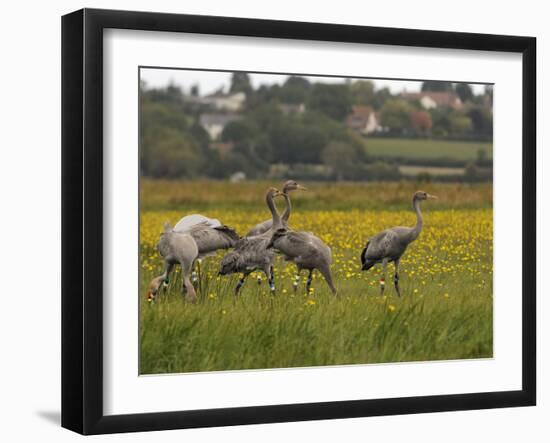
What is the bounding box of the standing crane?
[268,227,337,295]
[360,191,437,296]
[219,187,282,294]
[267,184,336,295]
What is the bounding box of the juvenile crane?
[157,214,241,289]
[174,214,240,259]
[219,187,282,294]
[360,190,437,296]
[268,185,336,295]
[245,180,306,237]
[145,223,199,303]
[268,227,337,295]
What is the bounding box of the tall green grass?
[140,255,492,374]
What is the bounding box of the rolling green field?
[140,180,493,374]
[366,137,492,161]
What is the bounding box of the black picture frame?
[61,8,536,435]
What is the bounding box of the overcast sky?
[140,68,487,96]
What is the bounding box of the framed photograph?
[61,8,536,435]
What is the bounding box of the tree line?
[140,73,492,181]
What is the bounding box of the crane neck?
[266,191,282,229]
[411,197,423,241]
[281,191,291,223]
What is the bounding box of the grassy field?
[366,137,492,161]
[398,165,466,177]
[140,180,493,374]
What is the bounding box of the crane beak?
[296,185,307,191]
[427,194,438,199]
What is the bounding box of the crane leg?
[306,270,313,294]
[394,259,401,297]
[319,265,337,296]
[193,259,202,292]
[293,266,301,293]
[156,262,174,301]
[267,266,275,293]
[181,261,197,303]
[380,258,389,295]
[235,272,250,295]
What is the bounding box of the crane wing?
[174,214,221,233]
[364,230,399,260]
[245,219,273,237]
[271,230,322,259]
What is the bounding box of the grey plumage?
[361,190,437,296]
[245,180,306,237]
[178,221,240,258]
[268,228,337,295]
[219,187,282,293]
[146,223,199,302]
[264,184,336,295]
[173,213,240,259]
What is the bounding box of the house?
[401,91,463,110]
[199,113,241,140]
[200,92,246,111]
[345,105,380,134]
[279,103,306,115]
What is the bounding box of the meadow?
[366,137,493,161]
[140,180,493,374]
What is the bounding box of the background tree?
[372,87,392,109]
[142,127,203,178]
[454,83,474,103]
[221,120,260,144]
[449,114,472,136]
[467,107,493,138]
[307,83,352,120]
[229,72,253,96]
[429,107,452,136]
[350,80,375,106]
[421,81,454,92]
[380,99,412,134]
[409,110,433,134]
[190,84,199,97]
[277,76,311,104]
[322,141,360,180]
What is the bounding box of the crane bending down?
[219,187,282,294]
[146,223,199,303]
[173,214,240,259]
[360,191,437,296]
[146,216,239,302]
[245,180,307,237]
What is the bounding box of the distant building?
[200,92,246,111]
[279,103,306,115]
[229,172,246,183]
[401,91,463,110]
[199,113,241,140]
[345,105,380,134]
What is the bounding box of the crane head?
[282,180,307,193]
[145,275,165,303]
[267,187,282,197]
[414,190,437,201]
